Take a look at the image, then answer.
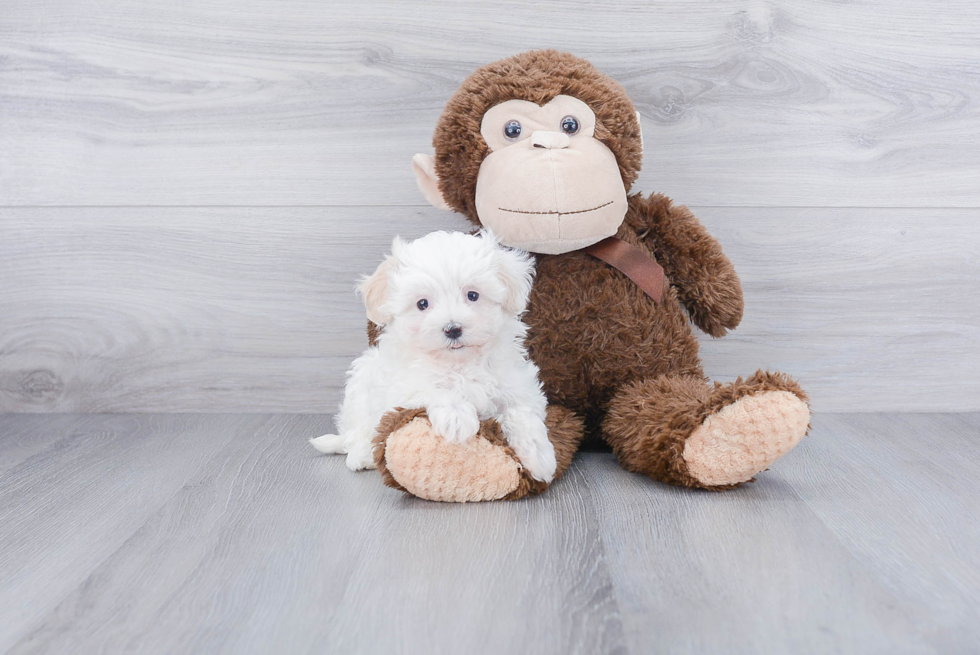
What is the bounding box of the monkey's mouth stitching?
[497,200,614,217]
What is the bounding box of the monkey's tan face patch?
[475,95,628,255]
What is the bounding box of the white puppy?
[310,230,557,482]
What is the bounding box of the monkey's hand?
[626,193,744,337]
[680,267,744,338]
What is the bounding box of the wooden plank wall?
[1,0,978,413]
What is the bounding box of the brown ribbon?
[583,236,664,303]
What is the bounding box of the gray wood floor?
[2,413,978,654]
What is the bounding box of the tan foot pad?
[383,418,521,502]
[683,390,810,487]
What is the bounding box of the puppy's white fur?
[310,230,557,483]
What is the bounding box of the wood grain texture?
[697,206,980,412]
[317,463,626,655]
[0,207,469,413]
[582,413,980,653]
[579,456,935,653]
[0,414,79,477]
[3,413,979,653]
[1,0,979,206]
[2,206,977,413]
[783,413,980,652]
[0,414,262,652]
[4,414,625,655]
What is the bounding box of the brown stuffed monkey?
[370,50,810,501]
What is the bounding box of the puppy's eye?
[417,299,429,311]
[503,120,522,140]
[560,115,580,135]
[467,291,479,302]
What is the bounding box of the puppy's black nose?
[443,323,463,340]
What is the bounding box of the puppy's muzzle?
[443,323,463,341]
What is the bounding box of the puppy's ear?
[357,255,396,326]
[492,241,535,315]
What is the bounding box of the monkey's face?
[471,96,628,254]
[413,51,643,256]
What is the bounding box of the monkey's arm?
[625,193,743,337]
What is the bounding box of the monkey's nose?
[443,323,463,340]
[530,131,571,149]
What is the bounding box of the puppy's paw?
[310,433,346,454]
[428,404,480,444]
[505,417,557,483]
[515,438,557,483]
[345,441,377,471]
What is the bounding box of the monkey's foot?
[372,406,584,502]
[373,409,526,502]
[604,370,810,490]
[683,389,810,488]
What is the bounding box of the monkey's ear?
[635,111,644,153]
[357,255,396,326]
[412,153,453,211]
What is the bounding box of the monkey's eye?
[503,120,522,140]
[417,299,429,311]
[467,291,479,302]
[560,115,580,135]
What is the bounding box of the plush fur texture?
[376,50,810,498]
[524,193,743,437]
[311,230,557,482]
